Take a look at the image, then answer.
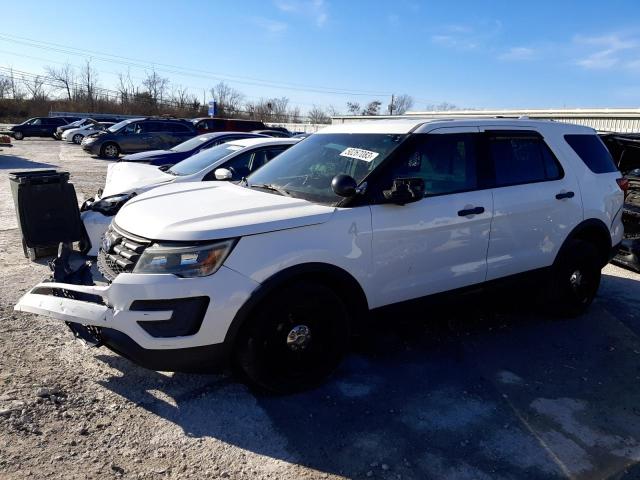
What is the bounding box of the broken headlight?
[88,192,136,216]
[133,240,237,278]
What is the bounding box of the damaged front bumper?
[14,266,260,372]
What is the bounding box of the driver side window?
[385,133,480,197]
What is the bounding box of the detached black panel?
[9,170,84,255]
[131,296,210,338]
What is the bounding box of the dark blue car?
[119,131,267,166]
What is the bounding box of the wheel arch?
[224,262,369,347]
[556,218,612,267]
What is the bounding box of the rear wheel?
[549,239,602,317]
[13,131,24,140]
[101,143,120,159]
[72,134,84,144]
[234,282,350,393]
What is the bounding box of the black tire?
[549,240,602,317]
[13,131,24,140]
[72,134,83,144]
[101,143,120,159]
[234,282,350,393]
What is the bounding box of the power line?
[0,33,393,97]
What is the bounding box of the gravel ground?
[2,139,640,479]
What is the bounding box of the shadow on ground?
[0,153,56,170]
[96,273,640,480]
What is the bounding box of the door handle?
[555,191,575,200]
[458,206,485,217]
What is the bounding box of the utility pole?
[389,94,395,115]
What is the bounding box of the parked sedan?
[81,137,299,254]
[62,122,115,144]
[10,117,68,140]
[119,131,268,167]
[81,117,197,158]
[54,118,100,140]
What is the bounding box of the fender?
[224,262,369,346]
[554,218,612,267]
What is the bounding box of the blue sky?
[2,0,640,112]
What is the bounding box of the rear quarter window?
[564,134,618,173]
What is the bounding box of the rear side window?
[564,134,618,173]
[488,132,563,187]
[167,123,191,133]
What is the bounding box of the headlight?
[86,192,135,216]
[133,240,237,277]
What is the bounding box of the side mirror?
[214,168,233,181]
[331,174,358,197]
[383,177,425,205]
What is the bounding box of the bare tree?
[389,94,414,115]
[0,77,11,99]
[45,63,75,101]
[23,75,47,101]
[142,69,170,105]
[287,106,302,123]
[117,69,137,105]
[363,100,382,116]
[307,105,330,124]
[209,82,245,117]
[270,97,290,122]
[425,102,459,111]
[81,59,99,108]
[326,104,341,117]
[171,85,190,110]
[346,102,360,115]
[5,68,24,100]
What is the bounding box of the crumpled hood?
[115,182,335,241]
[121,149,171,161]
[102,162,174,197]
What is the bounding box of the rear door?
[369,127,494,307]
[481,127,583,280]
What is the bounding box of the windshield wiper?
[250,183,291,197]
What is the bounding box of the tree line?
[0,61,421,123]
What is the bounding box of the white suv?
[16,118,625,392]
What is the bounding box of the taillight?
[617,177,629,197]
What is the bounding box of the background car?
[192,117,266,134]
[61,122,115,144]
[119,131,268,166]
[10,117,68,140]
[54,118,99,139]
[81,117,197,158]
[251,129,292,138]
[81,137,299,254]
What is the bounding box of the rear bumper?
[14,267,260,371]
[612,238,640,272]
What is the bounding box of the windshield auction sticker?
[339,147,379,162]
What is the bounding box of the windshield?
[170,135,214,153]
[246,133,406,204]
[168,143,244,176]
[108,119,134,133]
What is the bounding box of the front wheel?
[13,131,24,140]
[101,143,120,159]
[549,240,602,317]
[234,282,350,393]
[72,134,84,144]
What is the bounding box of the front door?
[369,127,494,308]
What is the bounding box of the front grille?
[97,224,152,282]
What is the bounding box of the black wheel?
[549,240,602,317]
[234,282,350,393]
[13,131,24,140]
[72,134,83,144]
[101,143,120,159]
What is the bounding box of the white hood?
[114,182,335,241]
[102,162,174,197]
